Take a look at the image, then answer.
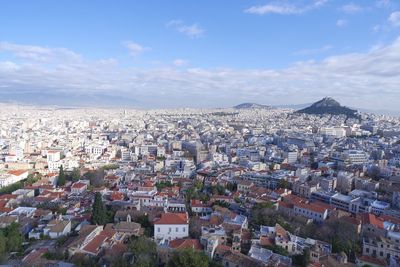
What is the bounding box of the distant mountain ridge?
[296,97,360,119]
[233,103,272,109]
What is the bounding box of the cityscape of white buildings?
[0,103,400,266]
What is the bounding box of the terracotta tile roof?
[362,213,384,229]
[82,234,108,255]
[110,191,125,201]
[7,169,28,176]
[154,212,188,225]
[278,201,294,209]
[104,242,127,257]
[169,238,203,250]
[358,255,386,266]
[0,194,17,200]
[260,236,274,247]
[342,215,362,226]
[105,175,119,180]
[215,244,231,255]
[283,194,306,204]
[275,224,288,237]
[274,188,288,195]
[71,182,87,189]
[295,201,328,214]
[22,248,49,263]
[0,206,12,213]
[380,214,400,225]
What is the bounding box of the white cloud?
[2,39,400,110]
[123,41,150,56]
[341,3,363,14]
[244,0,327,15]
[336,19,348,27]
[167,20,204,38]
[388,11,400,27]
[0,41,81,63]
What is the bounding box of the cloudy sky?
[1,0,400,110]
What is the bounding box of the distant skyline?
[1,0,400,111]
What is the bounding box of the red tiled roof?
[278,201,294,209]
[81,229,116,255]
[362,213,384,229]
[358,255,386,266]
[110,191,125,201]
[105,175,119,180]
[0,194,17,200]
[260,236,274,247]
[154,213,188,225]
[294,201,328,214]
[215,244,231,254]
[342,215,362,226]
[22,248,48,263]
[82,234,108,255]
[71,182,87,189]
[7,170,28,176]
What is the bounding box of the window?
[176,227,179,232]
[183,227,186,232]
[157,227,160,232]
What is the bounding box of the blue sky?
[1,0,400,110]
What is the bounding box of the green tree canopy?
[292,248,310,267]
[71,168,81,182]
[168,249,209,267]
[58,165,66,186]
[0,231,6,262]
[92,192,107,225]
[4,222,23,253]
[128,236,157,267]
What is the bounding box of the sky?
[0,0,400,111]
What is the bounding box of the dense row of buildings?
[0,104,400,266]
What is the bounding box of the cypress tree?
[58,165,66,186]
[92,192,107,225]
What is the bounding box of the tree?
[128,236,157,267]
[84,169,105,187]
[292,248,310,267]
[168,249,209,267]
[110,257,130,267]
[278,179,290,189]
[213,200,230,209]
[0,231,6,262]
[155,181,173,191]
[226,182,237,192]
[133,214,152,237]
[4,222,23,253]
[368,166,381,181]
[211,185,225,195]
[71,168,81,182]
[58,165,66,186]
[303,219,360,260]
[92,192,107,225]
